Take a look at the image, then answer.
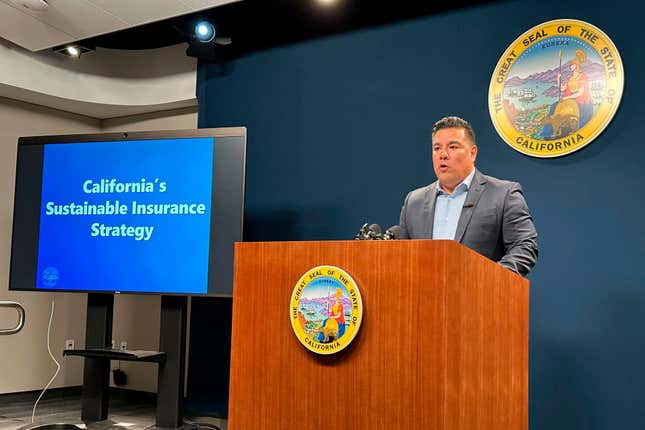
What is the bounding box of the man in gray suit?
[399,116,538,276]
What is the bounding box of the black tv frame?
[9,127,246,297]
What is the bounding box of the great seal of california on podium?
[290,265,363,355]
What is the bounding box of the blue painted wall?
[191,0,645,427]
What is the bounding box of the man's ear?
[470,144,478,161]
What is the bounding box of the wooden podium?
[229,240,528,430]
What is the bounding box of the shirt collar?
[437,168,476,195]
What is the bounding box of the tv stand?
[71,293,191,430]
[64,348,166,361]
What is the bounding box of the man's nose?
[439,150,448,159]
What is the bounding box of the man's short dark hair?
[432,116,476,145]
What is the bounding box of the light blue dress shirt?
[432,168,476,240]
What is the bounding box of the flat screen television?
[9,128,246,296]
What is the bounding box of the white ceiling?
[0,0,241,52]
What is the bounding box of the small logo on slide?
[42,267,59,287]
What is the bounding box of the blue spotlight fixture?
[195,21,216,43]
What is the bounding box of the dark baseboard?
[0,386,83,404]
[0,386,156,406]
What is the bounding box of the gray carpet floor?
[0,394,227,430]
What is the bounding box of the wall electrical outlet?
[65,339,75,350]
[120,341,127,351]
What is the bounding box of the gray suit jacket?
[399,169,538,276]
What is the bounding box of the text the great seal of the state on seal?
[489,19,623,158]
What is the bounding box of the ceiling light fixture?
[194,21,216,43]
[186,19,233,63]
[52,44,94,59]
[315,0,338,6]
[66,46,79,57]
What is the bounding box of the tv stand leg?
[154,295,189,430]
[81,293,114,422]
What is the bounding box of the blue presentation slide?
[36,138,214,294]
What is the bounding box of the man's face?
[431,127,477,193]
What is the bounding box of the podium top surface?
[235,239,527,286]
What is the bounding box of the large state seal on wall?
[488,19,623,157]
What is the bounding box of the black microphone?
[355,223,369,240]
[367,223,382,239]
[383,225,402,240]
[355,223,383,240]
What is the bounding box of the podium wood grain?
[229,240,528,430]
